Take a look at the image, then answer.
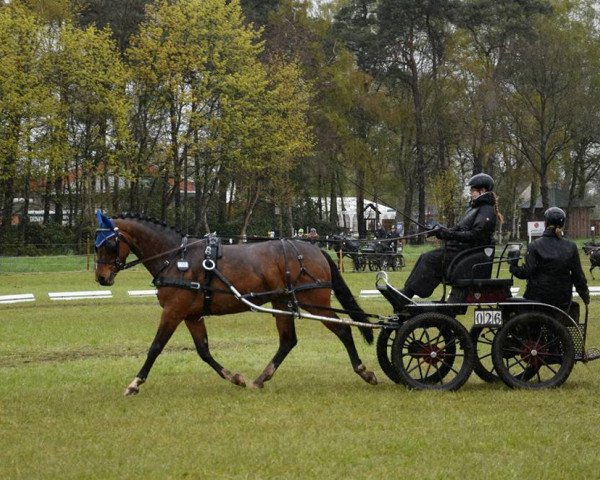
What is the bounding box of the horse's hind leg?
[125,312,180,396]
[322,320,378,385]
[184,317,246,387]
[252,313,298,389]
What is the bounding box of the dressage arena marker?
[48,290,112,301]
[127,289,158,297]
[0,293,35,304]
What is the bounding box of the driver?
[509,207,590,308]
[399,173,503,301]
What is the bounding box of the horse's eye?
[105,239,118,254]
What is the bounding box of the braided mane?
[114,212,187,237]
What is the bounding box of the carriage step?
[582,348,600,362]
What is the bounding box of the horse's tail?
[321,250,374,344]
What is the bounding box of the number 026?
[474,310,502,326]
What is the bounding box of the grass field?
[1,249,600,479]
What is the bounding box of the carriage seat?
[445,245,513,303]
[445,245,495,285]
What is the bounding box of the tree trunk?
[239,180,261,239]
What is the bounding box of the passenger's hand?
[507,248,520,266]
[580,290,590,305]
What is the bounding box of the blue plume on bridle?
[95,210,116,248]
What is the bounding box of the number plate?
[474,309,502,326]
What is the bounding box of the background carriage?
[328,235,405,272]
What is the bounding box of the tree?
[499,8,587,209]
[0,4,47,240]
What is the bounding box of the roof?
[519,186,595,209]
[312,197,397,219]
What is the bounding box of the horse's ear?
[96,210,113,229]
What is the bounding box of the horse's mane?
[114,212,186,238]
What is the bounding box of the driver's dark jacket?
[444,192,496,250]
[404,193,497,298]
[510,229,588,307]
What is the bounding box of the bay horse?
[94,212,377,395]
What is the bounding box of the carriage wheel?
[491,313,575,389]
[379,256,389,271]
[368,258,378,271]
[390,256,400,271]
[358,256,367,271]
[469,325,500,383]
[399,255,406,268]
[376,327,401,383]
[391,313,474,391]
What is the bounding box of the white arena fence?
[1,287,599,306]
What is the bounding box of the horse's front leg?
[184,317,246,387]
[252,313,297,389]
[125,311,181,396]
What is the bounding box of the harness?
[96,224,331,316]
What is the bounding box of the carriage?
[94,213,599,395]
[328,234,405,272]
[374,243,600,390]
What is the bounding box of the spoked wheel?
[391,313,474,391]
[470,325,500,383]
[399,255,406,268]
[379,256,389,271]
[376,327,401,383]
[368,258,379,271]
[356,256,366,271]
[390,256,400,271]
[491,313,575,389]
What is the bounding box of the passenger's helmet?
[544,207,566,228]
[468,173,494,191]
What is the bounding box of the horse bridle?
[95,227,206,273]
[95,227,142,271]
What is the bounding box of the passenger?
[307,227,319,244]
[399,173,502,301]
[374,223,387,239]
[509,207,590,308]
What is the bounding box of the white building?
[313,197,397,234]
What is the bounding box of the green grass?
[1,249,600,479]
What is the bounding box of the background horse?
[94,213,377,395]
[328,234,363,271]
[583,242,600,279]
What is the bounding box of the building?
[313,197,397,235]
[519,187,595,238]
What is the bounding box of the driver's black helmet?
[468,173,494,191]
[544,207,566,228]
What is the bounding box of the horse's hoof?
[355,364,378,385]
[232,373,247,388]
[124,386,139,396]
[250,381,265,389]
[364,371,378,385]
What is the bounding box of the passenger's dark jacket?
[510,229,589,307]
[443,192,497,250]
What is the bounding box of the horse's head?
[94,212,131,286]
